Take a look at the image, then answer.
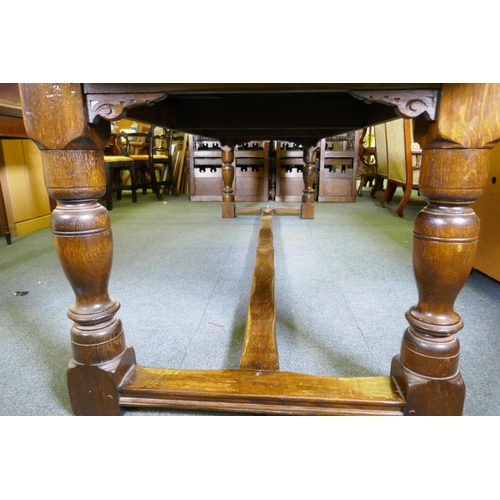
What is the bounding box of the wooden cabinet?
[473,142,500,281]
[189,136,269,202]
[317,132,360,203]
[189,133,361,204]
[0,139,52,236]
[189,137,223,201]
[274,133,361,203]
[234,141,269,202]
[274,142,306,202]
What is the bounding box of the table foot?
[391,355,465,416]
[67,345,136,416]
[300,202,315,219]
[221,201,235,218]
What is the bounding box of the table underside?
[85,83,442,142]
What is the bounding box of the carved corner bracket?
[350,90,439,121]
[86,93,167,123]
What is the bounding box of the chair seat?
[112,129,178,200]
[103,155,137,210]
[129,154,169,161]
[104,155,134,163]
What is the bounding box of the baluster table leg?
[221,140,235,218]
[390,83,500,415]
[47,150,137,415]
[19,84,136,416]
[301,141,317,219]
[391,147,490,415]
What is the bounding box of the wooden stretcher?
[117,208,405,416]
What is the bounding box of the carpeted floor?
[1,186,499,416]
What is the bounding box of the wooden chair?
[357,127,377,196]
[153,127,179,196]
[104,156,137,211]
[369,128,387,199]
[117,131,162,200]
[373,118,422,217]
[121,128,178,199]
[103,134,137,211]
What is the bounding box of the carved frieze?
[350,90,439,121]
[86,93,167,123]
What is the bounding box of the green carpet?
[1,188,499,415]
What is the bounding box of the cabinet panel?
[189,137,269,202]
[274,142,304,202]
[317,132,359,203]
[0,139,51,236]
[473,142,500,281]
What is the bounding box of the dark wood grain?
[83,83,442,94]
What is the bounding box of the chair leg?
[387,183,398,203]
[160,164,171,196]
[395,185,413,217]
[357,174,367,196]
[105,163,113,211]
[158,152,180,198]
[137,166,148,195]
[114,169,123,201]
[380,182,397,207]
[168,163,179,197]
[370,175,384,198]
[132,161,164,201]
[130,164,137,203]
[147,163,163,201]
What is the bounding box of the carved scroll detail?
[350,90,439,121]
[86,93,167,123]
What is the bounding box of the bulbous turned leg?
[221,142,235,218]
[43,150,136,415]
[391,148,490,415]
[301,142,317,219]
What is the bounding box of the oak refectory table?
[18,83,500,415]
